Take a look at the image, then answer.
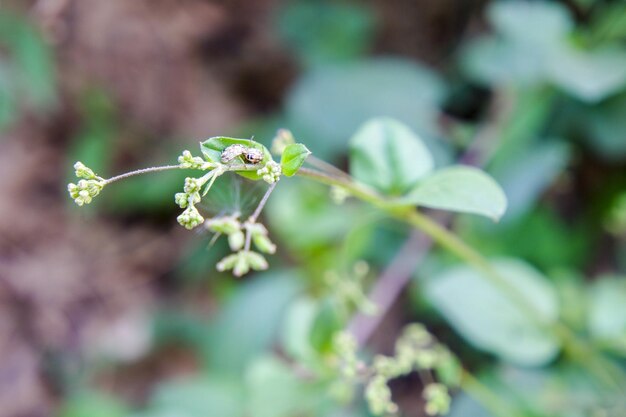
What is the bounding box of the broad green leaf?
[349,118,434,195]
[286,58,447,159]
[425,259,560,366]
[150,377,243,417]
[401,166,507,221]
[494,142,569,221]
[246,356,322,417]
[200,137,272,180]
[280,143,311,176]
[489,1,572,45]
[207,271,303,374]
[547,47,626,102]
[277,2,374,66]
[588,276,626,355]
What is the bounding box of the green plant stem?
[297,166,625,392]
[244,181,277,251]
[102,163,260,185]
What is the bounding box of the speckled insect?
[220,144,264,164]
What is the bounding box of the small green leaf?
[401,166,507,221]
[200,136,272,180]
[349,118,434,195]
[281,143,311,176]
[425,259,560,366]
[588,276,626,355]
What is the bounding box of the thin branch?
[347,230,433,345]
[103,165,182,185]
[249,181,277,223]
[244,181,278,251]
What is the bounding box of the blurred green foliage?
[6,0,622,416]
[0,11,56,129]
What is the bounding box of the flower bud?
[245,251,268,271]
[228,230,245,251]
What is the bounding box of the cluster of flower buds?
[257,160,282,184]
[206,214,245,251]
[67,162,106,206]
[423,383,451,416]
[206,214,277,277]
[175,176,209,229]
[365,375,398,416]
[216,250,269,277]
[333,324,457,416]
[325,261,378,317]
[333,332,362,380]
[178,150,207,169]
[244,221,277,254]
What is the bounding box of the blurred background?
[0,0,625,416]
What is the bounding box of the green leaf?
[489,1,572,45]
[588,276,626,355]
[286,58,447,160]
[401,166,507,221]
[277,2,374,66]
[493,142,569,221]
[349,118,434,195]
[246,356,322,417]
[58,391,128,417]
[425,259,560,366]
[150,377,243,417]
[207,271,303,374]
[281,297,318,363]
[280,143,311,176]
[547,47,626,102]
[200,137,272,180]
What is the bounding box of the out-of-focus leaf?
[286,58,447,159]
[149,377,243,417]
[489,1,573,45]
[281,297,318,363]
[580,93,626,160]
[401,166,507,221]
[246,356,323,417]
[280,143,311,176]
[494,141,570,221]
[206,271,303,373]
[349,118,434,195]
[547,47,626,102]
[462,36,549,86]
[277,2,374,66]
[266,179,368,252]
[0,13,56,111]
[58,391,128,417]
[450,365,624,417]
[310,298,343,353]
[588,276,626,355]
[464,1,626,102]
[425,259,560,366]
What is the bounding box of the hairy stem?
[103,165,182,185]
